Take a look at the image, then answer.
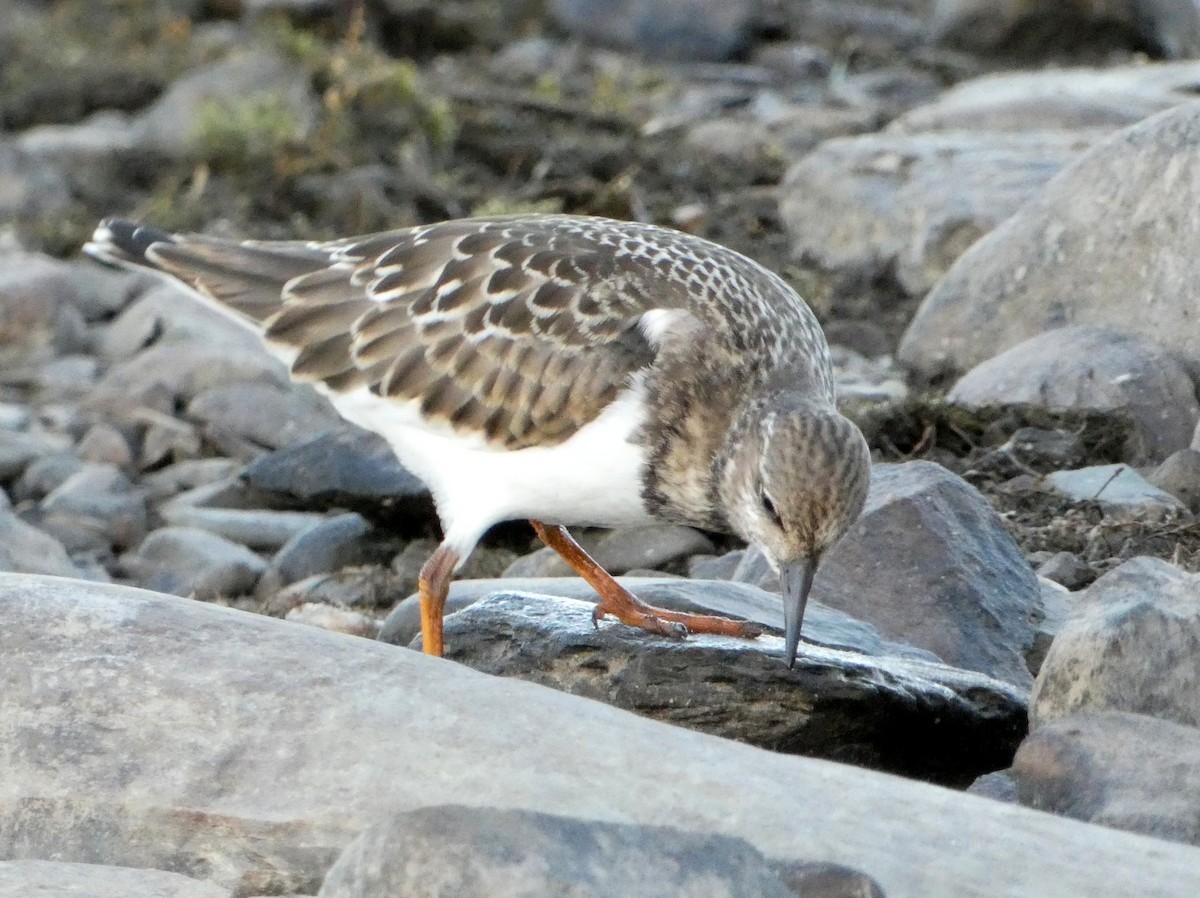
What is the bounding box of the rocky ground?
[3,0,1200,896]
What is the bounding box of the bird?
[85,214,871,667]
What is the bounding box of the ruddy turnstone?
[86,214,870,666]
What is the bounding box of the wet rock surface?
[3,0,1200,893]
[440,591,1026,784]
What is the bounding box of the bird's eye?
[760,490,784,528]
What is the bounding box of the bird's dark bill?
[782,558,816,668]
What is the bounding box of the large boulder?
[900,102,1200,381]
[780,129,1096,326]
[1012,711,1200,847]
[1032,556,1200,729]
[811,461,1041,689]
[947,326,1200,463]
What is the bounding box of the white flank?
[326,377,656,567]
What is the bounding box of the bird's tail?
[84,218,335,327]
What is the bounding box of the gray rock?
[900,102,1200,381]
[134,49,317,160]
[947,327,1199,463]
[0,511,80,577]
[0,402,30,431]
[379,576,942,662]
[1032,556,1200,728]
[241,427,433,522]
[56,262,145,324]
[1150,447,1200,512]
[974,427,1089,480]
[891,61,1200,134]
[285,602,380,639]
[159,498,327,551]
[772,0,927,58]
[780,130,1097,317]
[928,0,1191,57]
[441,592,1025,784]
[1036,552,1093,591]
[1045,465,1185,512]
[76,421,134,470]
[98,283,263,361]
[687,549,745,581]
[11,451,83,502]
[0,253,87,357]
[264,565,409,616]
[0,859,227,898]
[813,461,1041,689]
[773,861,888,898]
[731,545,780,591]
[91,341,288,413]
[119,526,266,599]
[0,140,71,225]
[1013,711,1200,846]
[550,0,755,61]
[241,0,340,19]
[391,539,518,596]
[1,574,1196,897]
[503,524,715,578]
[39,464,148,551]
[967,770,1020,805]
[1028,578,1074,679]
[139,414,204,471]
[318,806,798,898]
[14,111,140,201]
[258,512,392,597]
[30,354,99,400]
[1176,448,1200,506]
[186,381,341,451]
[0,427,71,479]
[139,458,240,502]
[685,118,773,164]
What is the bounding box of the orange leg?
[530,520,763,641]
[418,543,459,656]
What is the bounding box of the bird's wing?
[108,215,762,449]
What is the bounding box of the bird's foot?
[530,519,764,643]
[591,594,764,640]
[591,598,688,639]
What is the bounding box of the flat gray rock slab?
[2,575,1199,898]
[1045,465,1185,511]
[440,592,1025,784]
[0,859,228,898]
[378,576,940,661]
[890,62,1200,134]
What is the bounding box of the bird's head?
[720,396,870,667]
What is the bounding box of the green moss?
[189,94,305,172]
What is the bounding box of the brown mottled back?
[89,215,832,450]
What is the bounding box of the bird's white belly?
[325,381,656,557]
